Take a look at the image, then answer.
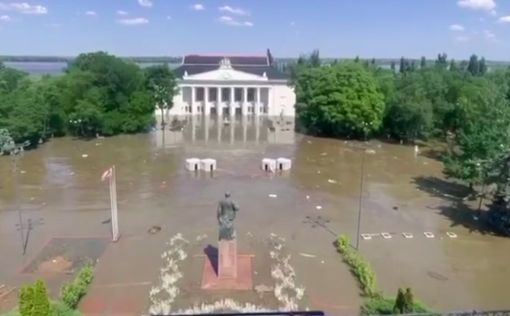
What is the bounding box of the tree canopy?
[0,51,164,148]
[295,61,385,138]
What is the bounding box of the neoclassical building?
[164,51,296,117]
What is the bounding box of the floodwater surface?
[1,116,509,313]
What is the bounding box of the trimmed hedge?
[335,234,377,297]
[361,296,431,315]
[59,265,94,309]
[335,234,433,315]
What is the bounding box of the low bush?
[335,234,377,297]
[361,296,431,315]
[59,265,94,309]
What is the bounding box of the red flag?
[101,167,113,182]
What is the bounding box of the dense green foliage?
[4,277,87,316]
[295,62,385,138]
[361,295,430,315]
[60,265,94,309]
[0,51,178,150]
[144,64,178,128]
[18,280,50,316]
[294,52,510,143]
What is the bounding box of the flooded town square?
[1,116,510,315]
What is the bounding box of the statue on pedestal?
[217,192,239,241]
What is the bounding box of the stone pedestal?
[218,240,237,279]
[201,241,253,290]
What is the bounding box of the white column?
[242,115,247,143]
[230,87,235,117]
[204,87,210,115]
[217,114,222,143]
[242,87,248,116]
[205,115,209,143]
[267,87,272,116]
[191,87,196,115]
[191,115,196,142]
[230,118,235,144]
[256,87,261,116]
[217,87,222,116]
[255,115,260,143]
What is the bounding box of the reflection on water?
[1,116,510,312]
[153,116,295,149]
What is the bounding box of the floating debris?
[148,226,162,234]
[320,152,327,156]
[327,179,337,184]
[365,149,376,155]
[268,194,278,198]
[20,170,27,174]
[315,205,322,210]
[299,253,316,258]
[81,154,88,158]
[305,195,310,200]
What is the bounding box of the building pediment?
[184,68,268,82]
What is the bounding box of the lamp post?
[355,146,366,250]
[355,123,368,250]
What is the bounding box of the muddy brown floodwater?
[1,116,510,314]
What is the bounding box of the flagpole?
[110,165,119,242]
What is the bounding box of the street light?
[355,146,366,250]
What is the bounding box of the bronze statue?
[217,192,239,240]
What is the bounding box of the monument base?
[201,241,253,290]
[201,254,253,290]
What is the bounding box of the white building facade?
[162,53,296,117]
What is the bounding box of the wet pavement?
[1,115,510,314]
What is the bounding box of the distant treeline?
[2,55,509,69]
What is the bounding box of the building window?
[235,88,243,102]
[221,88,230,102]
[209,88,217,102]
[247,88,256,102]
[195,87,205,102]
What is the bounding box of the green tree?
[384,76,434,141]
[479,57,487,75]
[403,288,415,313]
[19,285,34,316]
[144,64,178,129]
[295,62,385,138]
[18,280,50,316]
[444,86,510,188]
[420,56,427,69]
[390,60,396,72]
[309,49,321,67]
[399,57,406,74]
[393,288,406,314]
[467,54,480,76]
[33,280,50,316]
[435,53,448,69]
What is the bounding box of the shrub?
[50,301,82,316]
[59,265,94,309]
[361,295,431,315]
[17,280,50,316]
[335,234,377,297]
